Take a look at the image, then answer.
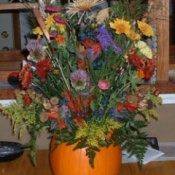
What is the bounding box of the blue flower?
[97,26,122,54]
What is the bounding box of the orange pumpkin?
[50,140,122,175]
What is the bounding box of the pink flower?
[53,15,67,24]
[98,80,110,90]
[45,6,62,12]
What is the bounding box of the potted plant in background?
[0,0,162,175]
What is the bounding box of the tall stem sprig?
[46,44,71,91]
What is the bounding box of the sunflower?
[110,18,131,35]
[137,20,154,37]
[126,30,141,41]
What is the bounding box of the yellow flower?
[45,14,55,29]
[45,14,66,34]
[110,18,131,35]
[57,24,66,33]
[137,20,154,37]
[32,27,43,39]
[126,30,141,41]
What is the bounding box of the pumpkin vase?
[50,140,122,175]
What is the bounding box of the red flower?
[117,102,139,112]
[73,117,84,127]
[22,94,32,107]
[46,111,60,120]
[82,38,102,56]
[36,59,52,82]
[143,60,156,80]
[127,48,143,69]
[19,64,33,89]
[127,48,156,80]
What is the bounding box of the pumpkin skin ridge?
[50,139,122,175]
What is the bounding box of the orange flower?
[46,111,60,120]
[64,89,93,117]
[136,69,144,79]
[58,119,67,129]
[19,64,33,89]
[56,35,65,44]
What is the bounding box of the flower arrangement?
[0,0,162,167]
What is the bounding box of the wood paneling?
[0,150,174,175]
[0,50,24,62]
[0,89,16,99]
[0,50,23,81]
[149,0,169,81]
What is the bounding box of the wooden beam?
[0,3,38,11]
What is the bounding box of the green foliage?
[75,118,121,148]
[0,103,37,137]
[110,0,149,21]
[115,112,149,165]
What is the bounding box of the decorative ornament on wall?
[1,31,9,39]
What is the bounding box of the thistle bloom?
[26,39,46,62]
[98,80,110,90]
[26,39,41,52]
[70,69,89,90]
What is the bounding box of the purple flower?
[45,6,62,12]
[26,38,46,62]
[97,27,122,54]
[26,39,42,52]
[70,69,89,90]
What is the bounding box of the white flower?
[135,41,153,59]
